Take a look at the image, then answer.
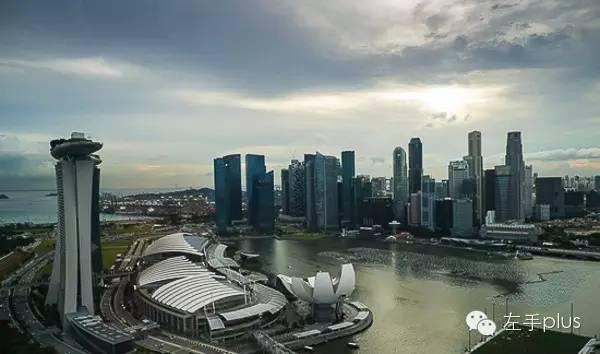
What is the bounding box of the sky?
[1,0,600,190]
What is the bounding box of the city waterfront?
[236,237,600,354]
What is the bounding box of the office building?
[524,165,533,218]
[359,197,394,228]
[393,146,409,222]
[421,175,436,230]
[565,191,586,217]
[435,198,453,236]
[281,169,290,215]
[435,180,449,199]
[314,153,339,230]
[214,154,242,233]
[494,165,512,222]
[480,223,539,243]
[304,154,317,230]
[409,138,423,194]
[452,199,473,237]
[253,170,275,231]
[46,132,103,324]
[353,175,372,227]
[448,160,470,198]
[288,160,305,217]
[505,132,526,221]
[408,192,422,226]
[245,154,266,225]
[466,131,483,224]
[483,169,496,216]
[595,176,600,191]
[535,177,565,219]
[372,177,388,198]
[341,151,355,224]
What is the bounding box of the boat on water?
[515,250,534,260]
[303,345,314,352]
[347,342,360,349]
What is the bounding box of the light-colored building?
[393,147,408,222]
[480,223,540,243]
[448,160,470,199]
[466,131,483,224]
[46,132,103,325]
[314,152,340,230]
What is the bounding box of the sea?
[0,188,179,225]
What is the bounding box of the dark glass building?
[341,151,355,225]
[483,169,496,216]
[288,160,305,216]
[281,169,290,215]
[409,137,423,194]
[494,165,512,222]
[359,197,394,228]
[435,198,453,237]
[245,154,266,224]
[353,175,372,227]
[214,154,242,233]
[254,170,275,231]
[505,132,525,220]
[535,177,565,219]
[304,154,317,230]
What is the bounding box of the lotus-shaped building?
[277,264,355,322]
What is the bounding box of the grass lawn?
[0,251,31,281]
[101,239,132,270]
[473,327,590,354]
[34,239,55,255]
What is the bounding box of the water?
[235,238,600,354]
[0,189,177,225]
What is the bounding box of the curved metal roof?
[277,263,355,304]
[142,233,210,258]
[137,256,212,287]
[219,283,286,322]
[151,274,244,314]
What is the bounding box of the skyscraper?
[535,177,565,219]
[353,175,372,226]
[341,151,355,224]
[448,160,470,198]
[314,152,339,230]
[245,154,266,224]
[392,146,408,222]
[281,169,290,215]
[288,159,305,217]
[524,165,533,218]
[595,176,600,191]
[494,165,512,222]
[304,154,317,230]
[254,170,275,231]
[408,138,423,194]
[214,154,242,233]
[483,169,496,216]
[46,132,103,324]
[466,131,483,224]
[505,132,525,221]
[421,175,436,230]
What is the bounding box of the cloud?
[0,57,129,78]
[371,157,385,164]
[526,148,600,161]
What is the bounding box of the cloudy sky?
[1,0,599,190]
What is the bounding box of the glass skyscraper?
[314,152,339,230]
[245,154,266,225]
[341,151,355,225]
[214,154,242,233]
[392,146,408,223]
[409,138,423,194]
[505,131,525,221]
[254,170,274,231]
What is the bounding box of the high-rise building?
[435,198,453,236]
[408,192,422,226]
[535,177,565,219]
[448,160,470,198]
[314,152,339,230]
[214,154,242,233]
[254,170,275,231]
[505,132,526,221]
[341,151,355,224]
[524,165,533,218]
[466,131,483,224]
[483,169,496,215]
[288,160,305,217]
[435,180,449,199]
[421,175,436,230]
[353,175,372,226]
[281,169,290,215]
[452,199,473,237]
[595,176,600,191]
[393,146,408,222]
[371,177,388,197]
[245,154,266,224]
[494,165,512,222]
[304,154,317,230]
[408,138,423,194]
[46,132,103,324]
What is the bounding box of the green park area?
[34,239,55,255]
[101,239,131,270]
[0,251,32,281]
[473,327,590,354]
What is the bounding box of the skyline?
[2,0,600,189]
